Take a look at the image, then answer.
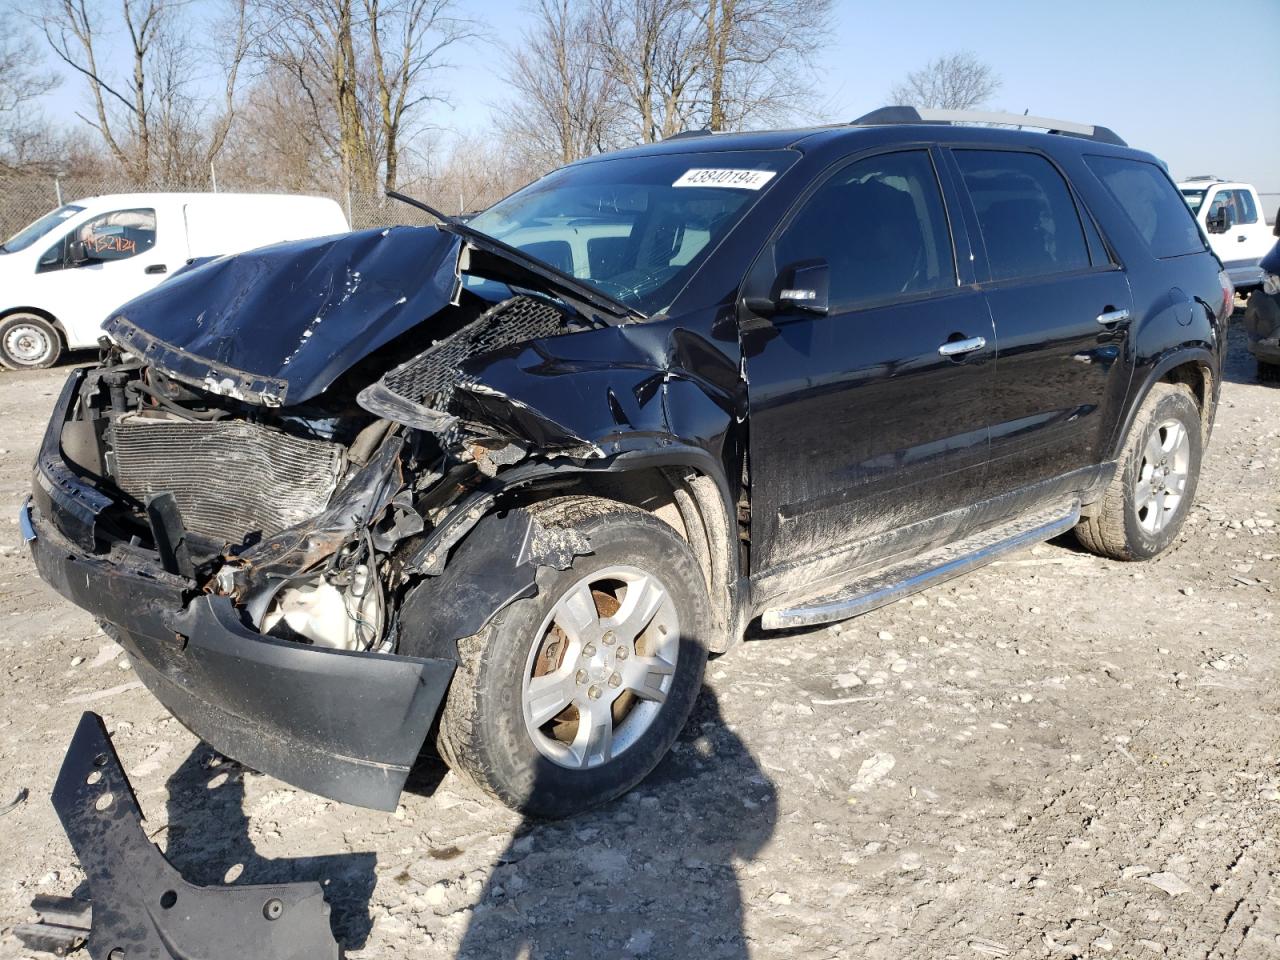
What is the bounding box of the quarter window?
[773,150,955,308]
[1085,156,1206,259]
[954,150,1091,281]
[37,208,157,274]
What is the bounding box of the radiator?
[110,415,344,543]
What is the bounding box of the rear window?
[954,150,1091,282]
[1087,156,1206,259]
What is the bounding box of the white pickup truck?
[1178,177,1274,293]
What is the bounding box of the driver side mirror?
[742,259,831,317]
[1273,206,1279,237]
[1206,206,1230,234]
[68,239,90,264]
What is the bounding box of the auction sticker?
[673,168,776,190]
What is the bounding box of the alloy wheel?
[1134,418,1191,535]
[521,566,680,770]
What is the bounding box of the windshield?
[2,204,85,254]
[1180,188,1206,214]
[468,150,796,315]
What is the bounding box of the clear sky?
[32,0,1280,196]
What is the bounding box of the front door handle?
[1096,308,1130,325]
[1237,235,1247,242]
[145,264,168,275]
[937,336,986,357]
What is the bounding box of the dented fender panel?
[450,315,743,457]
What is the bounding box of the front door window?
[37,208,157,274]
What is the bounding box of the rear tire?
[435,498,710,818]
[0,313,62,369]
[1259,360,1280,384]
[1075,382,1202,561]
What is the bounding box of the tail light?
[1218,269,1235,319]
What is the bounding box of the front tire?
[0,313,62,369]
[1075,382,1203,561]
[435,498,710,818]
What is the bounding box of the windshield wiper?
[386,190,644,322]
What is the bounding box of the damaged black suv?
[24,107,1230,819]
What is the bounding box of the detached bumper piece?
[17,713,339,960]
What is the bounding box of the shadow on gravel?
[455,686,777,960]
[159,747,378,950]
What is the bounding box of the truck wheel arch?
[400,445,745,660]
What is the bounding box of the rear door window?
[772,149,956,309]
[953,150,1091,281]
[1085,156,1206,259]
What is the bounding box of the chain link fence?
[0,173,469,241]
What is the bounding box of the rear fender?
[1108,345,1219,460]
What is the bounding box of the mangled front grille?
[110,416,344,543]
[358,295,569,432]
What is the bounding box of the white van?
[0,193,349,368]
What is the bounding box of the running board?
[760,501,1081,631]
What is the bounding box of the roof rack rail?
[665,127,714,141]
[851,106,1127,147]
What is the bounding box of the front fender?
[452,319,743,457]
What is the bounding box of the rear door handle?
[937,336,986,357]
[145,264,168,275]
[1096,308,1130,325]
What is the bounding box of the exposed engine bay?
[65,287,595,656]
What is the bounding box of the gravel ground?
[0,317,1276,960]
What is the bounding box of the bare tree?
[889,50,1001,111]
[701,0,832,131]
[499,0,621,169]
[593,0,702,143]
[249,0,470,195]
[38,0,251,180]
[0,16,62,172]
[366,0,474,193]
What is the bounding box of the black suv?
[24,107,1230,820]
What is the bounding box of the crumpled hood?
[104,226,462,406]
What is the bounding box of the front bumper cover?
[16,712,340,959]
[26,498,454,810]
[25,371,455,810]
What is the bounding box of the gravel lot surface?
[0,317,1276,959]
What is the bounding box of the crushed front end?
[25,359,457,810]
[24,224,635,812]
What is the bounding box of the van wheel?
[1075,383,1202,561]
[0,314,62,369]
[436,498,710,818]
